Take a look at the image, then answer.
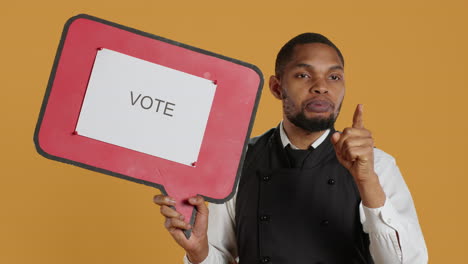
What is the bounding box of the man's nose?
[310,78,328,94]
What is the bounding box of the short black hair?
[275,33,344,77]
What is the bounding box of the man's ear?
[269,75,283,100]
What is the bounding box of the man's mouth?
[304,99,333,113]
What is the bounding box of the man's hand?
[153,195,209,263]
[331,104,386,208]
[331,104,375,182]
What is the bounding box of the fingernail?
[168,198,176,204]
[186,224,192,229]
[179,215,185,220]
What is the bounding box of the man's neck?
[282,118,328,150]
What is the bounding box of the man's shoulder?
[242,127,277,169]
[248,127,277,146]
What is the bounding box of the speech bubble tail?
[173,197,198,239]
[182,205,197,239]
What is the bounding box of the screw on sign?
[34,14,263,238]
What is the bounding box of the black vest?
[235,127,373,264]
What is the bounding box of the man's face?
[271,43,345,132]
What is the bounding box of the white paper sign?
[76,48,217,166]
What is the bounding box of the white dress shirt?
[184,125,428,264]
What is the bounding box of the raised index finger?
[352,104,364,129]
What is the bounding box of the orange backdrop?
[1,0,466,263]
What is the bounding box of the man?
[154,33,428,263]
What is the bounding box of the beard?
[282,91,342,133]
[287,111,337,133]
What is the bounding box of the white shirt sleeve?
[183,194,238,264]
[359,148,428,263]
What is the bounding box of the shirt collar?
[279,121,330,150]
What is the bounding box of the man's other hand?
[331,104,375,182]
[331,104,385,208]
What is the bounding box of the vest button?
[321,219,329,226]
[260,256,271,263]
[327,179,335,185]
[259,215,270,222]
[262,175,271,182]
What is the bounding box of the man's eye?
[296,73,310,78]
[329,74,341,81]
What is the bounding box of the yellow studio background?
[1,0,466,263]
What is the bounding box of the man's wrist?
[356,172,386,208]
[186,244,209,264]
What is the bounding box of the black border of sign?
[33,14,264,237]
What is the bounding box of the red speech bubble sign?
[34,14,263,237]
